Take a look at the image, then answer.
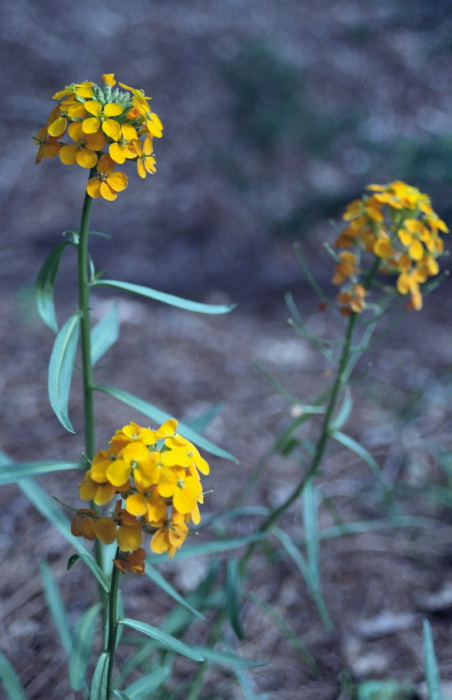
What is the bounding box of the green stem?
[77,180,108,632]
[77,187,96,462]
[106,552,121,698]
[257,258,381,535]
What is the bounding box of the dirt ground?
[2,1,452,698]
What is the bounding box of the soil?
[1,1,452,699]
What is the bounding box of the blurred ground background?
[1,1,452,698]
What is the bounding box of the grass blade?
[226,558,244,639]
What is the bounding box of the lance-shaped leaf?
[35,240,72,333]
[39,560,73,656]
[90,652,109,700]
[118,619,205,662]
[0,653,27,700]
[48,313,81,433]
[0,460,81,486]
[69,603,102,691]
[423,619,442,700]
[94,384,237,462]
[145,565,204,619]
[91,303,120,365]
[93,279,235,314]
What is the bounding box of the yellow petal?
[121,123,137,140]
[106,172,128,192]
[84,100,102,117]
[109,143,127,164]
[104,102,123,117]
[59,144,78,165]
[76,148,98,169]
[83,117,101,134]
[48,117,67,137]
[126,494,148,517]
[117,525,143,552]
[102,119,121,140]
[409,240,424,261]
[100,181,118,201]
[87,178,102,198]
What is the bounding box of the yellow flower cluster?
[34,74,162,201]
[332,181,448,313]
[71,419,209,572]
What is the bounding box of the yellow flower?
[82,100,123,139]
[158,469,203,514]
[109,124,138,164]
[34,127,62,163]
[102,73,116,87]
[125,486,167,523]
[48,97,87,137]
[332,251,357,285]
[114,548,146,575]
[53,82,95,101]
[150,510,189,558]
[86,154,128,201]
[59,122,106,168]
[133,136,157,178]
[78,469,117,506]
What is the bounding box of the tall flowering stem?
[106,549,121,696]
[77,182,96,463]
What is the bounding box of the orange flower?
[86,154,128,201]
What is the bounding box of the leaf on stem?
[0,460,81,486]
[69,603,102,691]
[226,558,244,639]
[423,619,442,700]
[90,303,120,365]
[0,653,28,700]
[35,240,72,333]
[118,619,205,662]
[94,384,237,462]
[48,313,81,433]
[90,652,110,700]
[39,560,73,656]
[92,279,236,314]
[145,565,204,619]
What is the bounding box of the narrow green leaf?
[226,559,244,639]
[113,692,131,700]
[18,478,110,592]
[189,646,262,668]
[303,480,333,630]
[39,560,73,656]
[35,240,71,333]
[246,591,319,674]
[48,313,81,433]
[123,667,171,698]
[186,402,225,434]
[253,360,326,413]
[0,460,81,486]
[91,303,120,365]
[69,603,101,691]
[94,384,237,462]
[423,619,443,700]
[332,431,392,503]
[145,565,204,619]
[0,653,27,700]
[93,279,235,314]
[90,652,109,700]
[149,532,267,563]
[330,386,353,432]
[272,527,333,629]
[118,618,205,662]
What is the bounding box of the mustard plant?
[0,74,239,699]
